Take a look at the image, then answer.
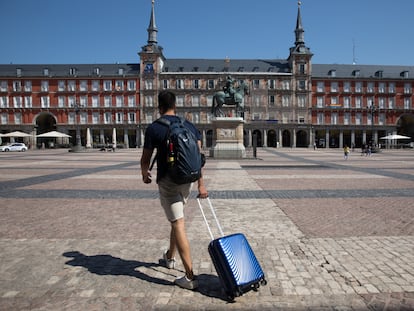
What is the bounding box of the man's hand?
[197,184,208,199]
[142,171,152,184]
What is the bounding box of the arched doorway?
[35,112,57,148]
[282,130,291,147]
[243,129,249,147]
[296,130,307,147]
[267,129,277,147]
[397,113,414,140]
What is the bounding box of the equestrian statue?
[211,76,249,118]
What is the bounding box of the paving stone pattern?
[0,148,413,310]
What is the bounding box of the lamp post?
[71,102,85,152]
[369,104,376,148]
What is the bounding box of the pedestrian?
[343,145,350,160]
[140,90,208,290]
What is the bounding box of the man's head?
[158,91,176,115]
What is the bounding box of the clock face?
[144,63,154,73]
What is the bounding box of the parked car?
[0,143,28,152]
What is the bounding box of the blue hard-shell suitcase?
[197,198,266,301]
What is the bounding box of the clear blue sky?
[1,0,413,66]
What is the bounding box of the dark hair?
[158,91,176,114]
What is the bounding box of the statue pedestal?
[210,117,246,158]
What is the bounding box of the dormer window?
[43,68,49,76]
[238,67,244,72]
[329,69,336,77]
[16,68,22,77]
[94,67,100,76]
[69,68,76,76]
[253,66,259,72]
[352,70,360,77]
[193,67,198,72]
[401,71,409,78]
[178,67,184,72]
[118,68,124,75]
[375,70,383,78]
[207,66,214,72]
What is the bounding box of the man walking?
[140,91,208,290]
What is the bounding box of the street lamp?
[368,104,376,147]
[71,102,85,152]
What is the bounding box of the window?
[192,95,200,106]
[80,95,87,107]
[92,113,99,124]
[298,80,306,90]
[43,68,49,76]
[0,96,8,108]
[68,112,75,125]
[13,81,21,92]
[253,79,260,89]
[388,97,395,109]
[118,68,124,76]
[253,96,260,107]
[206,95,213,107]
[367,82,374,93]
[208,80,215,89]
[58,80,65,92]
[79,80,88,92]
[145,112,153,123]
[355,82,362,93]
[115,112,123,124]
[104,96,111,107]
[68,81,76,92]
[145,80,153,90]
[92,96,99,107]
[128,112,136,124]
[41,81,49,92]
[282,80,290,90]
[127,80,136,91]
[367,113,373,126]
[268,80,275,89]
[379,113,385,125]
[115,80,124,91]
[193,79,200,89]
[404,97,411,109]
[299,63,305,74]
[378,82,385,93]
[0,81,7,92]
[316,96,324,108]
[378,97,385,109]
[116,95,124,107]
[13,96,22,108]
[329,69,336,77]
[176,79,184,89]
[330,96,338,106]
[1,113,8,124]
[69,68,76,76]
[58,96,65,108]
[24,96,32,108]
[404,83,412,94]
[24,81,32,92]
[104,112,112,124]
[330,82,338,93]
[355,113,362,125]
[316,81,324,92]
[176,95,184,107]
[317,113,324,125]
[16,68,22,77]
[163,79,170,89]
[145,95,153,107]
[297,95,306,108]
[14,112,22,125]
[344,113,350,125]
[282,95,290,107]
[367,97,374,109]
[41,96,50,108]
[94,67,100,76]
[80,112,87,124]
[331,113,338,125]
[269,95,275,106]
[355,97,362,108]
[104,80,112,91]
[68,96,75,107]
[91,80,100,92]
[343,96,350,108]
[389,82,395,93]
[343,81,351,93]
[128,95,136,107]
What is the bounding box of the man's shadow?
[63,251,225,300]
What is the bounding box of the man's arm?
[141,148,154,184]
[197,140,208,198]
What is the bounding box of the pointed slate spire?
[147,0,158,45]
[295,1,305,46]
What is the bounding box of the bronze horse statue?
[211,77,249,118]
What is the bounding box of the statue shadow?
[63,251,174,286]
[62,251,228,300]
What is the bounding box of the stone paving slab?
[0,148,413,310]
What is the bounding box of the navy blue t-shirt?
[144,115,201,182]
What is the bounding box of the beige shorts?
[158,175,193,222]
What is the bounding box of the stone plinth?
[210,117,246,158]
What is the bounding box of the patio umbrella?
[36,131,71,138]
[2,131,32,137]
[380,134,411,140]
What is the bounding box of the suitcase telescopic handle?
[197,197,224,240]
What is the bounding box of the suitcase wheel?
[260,279,267,286]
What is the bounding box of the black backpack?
[156,117,202,184]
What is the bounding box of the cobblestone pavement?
[0,148,413,310]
